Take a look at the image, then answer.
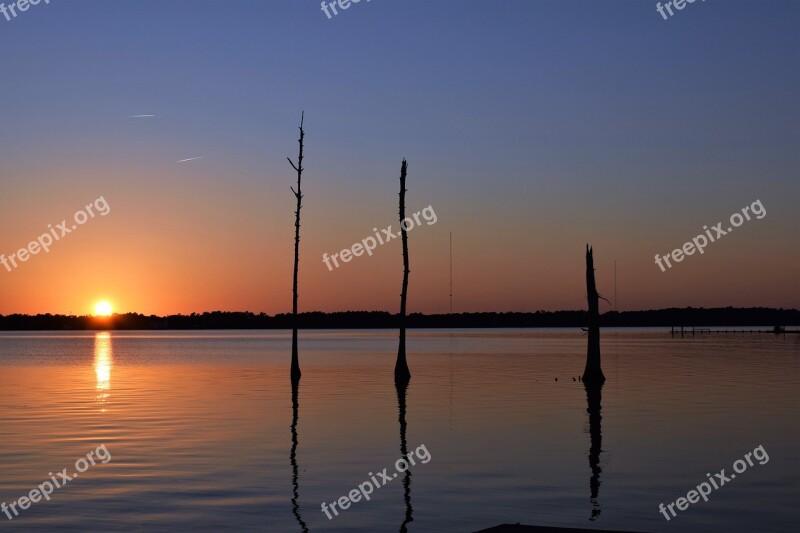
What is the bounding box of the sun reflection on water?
[94,332,113,412]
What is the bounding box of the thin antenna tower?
[449,232,453,314]
[614,260,618,312]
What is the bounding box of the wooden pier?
[476,525,647,533]
[670,326,799,335]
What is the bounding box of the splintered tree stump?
[582,245,606,384]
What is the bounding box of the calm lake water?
[1,329,798,532]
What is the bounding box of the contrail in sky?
[176,156,205,163]
[128,114,155,118]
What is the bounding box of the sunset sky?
[1,0,798,316]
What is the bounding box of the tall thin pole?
[449,232,453,314]
[614,260,617,313]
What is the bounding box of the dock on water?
[475,525,648,533]
[670,325,799,335]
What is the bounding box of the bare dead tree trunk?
[582,245,606,384]
[288,112,304,381]
[395,159,411,384]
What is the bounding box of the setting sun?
[94,301,113,317]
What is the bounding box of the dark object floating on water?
[475,524,649,533]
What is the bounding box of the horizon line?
[2,306,799,319]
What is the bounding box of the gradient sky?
[1,0,798,316]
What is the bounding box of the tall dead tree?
[582,245,606,384]
[395,159,412,384]
[288,113,305,381]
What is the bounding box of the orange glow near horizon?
[0,169,797,316]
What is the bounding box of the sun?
[94,301,113,317]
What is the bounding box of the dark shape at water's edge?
[5,307,800,330]
[585,382,603,522]
[291,333,301,381]
[396,378,413,532]
[475,524,647,532]
[290,375,309,532]
[582,247,604,519]
[582,245,605,385]
[395,332,411,385]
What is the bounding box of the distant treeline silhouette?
[0,307,797,331]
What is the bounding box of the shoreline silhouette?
[0,307,797,331]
